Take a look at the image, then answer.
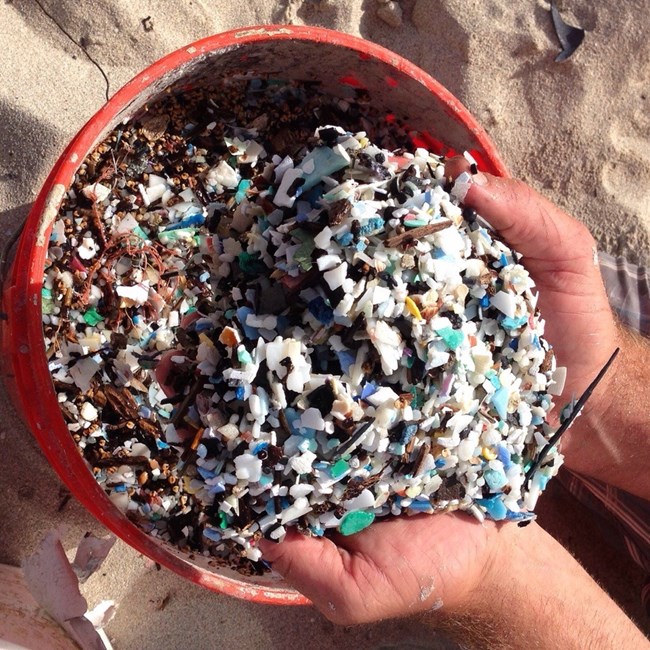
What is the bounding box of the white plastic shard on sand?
[22,529,116,650]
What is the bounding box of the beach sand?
[0,1,648,647]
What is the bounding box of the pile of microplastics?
[42,86,565,573]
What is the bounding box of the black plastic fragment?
[550,1,585,63]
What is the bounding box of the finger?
[453,171,595,265]
[442,155,471,180]
[258,531,351,613]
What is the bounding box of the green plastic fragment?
[294,237,315,271]
[82,307,104,326]
[41,288,52,299]
[218,512,229,529]
[436,327,464,350]
[158,228,196,245]
[338,510,375,536]
[410,386,424,409]
[330,459,349,478]
[237,348,253,365]
[237,251,266,276]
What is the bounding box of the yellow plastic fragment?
[199,333,215,347]
[482,446,498,461]
[404,296,422,320]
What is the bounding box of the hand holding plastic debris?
[444,155,619,433]
[22,530,116,650]
[41,78,594,577]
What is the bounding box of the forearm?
[432,522,647,649]
[561,325,650,500]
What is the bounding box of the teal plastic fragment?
[299,146,350,191]
[235,179,252,204]
[237,348,253,365]
[436,327,464,350]
[338,510,375,536]
[501,315,528,329]
[132,225,149,240]
[404,218,429,228]
[330,459,349,478]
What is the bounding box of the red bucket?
[0,25,507,604]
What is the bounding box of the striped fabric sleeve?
[558,252,650,615]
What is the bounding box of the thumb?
[450,168,595,266]
[258,531,350,610]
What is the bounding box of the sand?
[0,0,648,647]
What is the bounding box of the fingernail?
[450,171,472,202]
[473,172,488,186]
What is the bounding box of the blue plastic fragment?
[491,386,510,420]
[496,444,512,469]
[434,457,446,469]
[113,484,127,493]
[164,212,205,231]
[253,442,269,455]
[488,374,501,390]
[480,295,490,308]
[236,306,258,339]
[235,386,246,400]
[358,217,384,236]
[138,406,152,418]
[197,466,216,480]
[336,232,354,246]
[336,349,356,374]
[308,296,334,325]
[476,495,508,521]
[408,499,434,513]
[360,381,378,400]
[207,480,226,494]
[401,423,418,445]
[203,527,222,542]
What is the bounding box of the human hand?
[259,513,648,650]
[258,511,502,624]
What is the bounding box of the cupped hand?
[259,512,502,625]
